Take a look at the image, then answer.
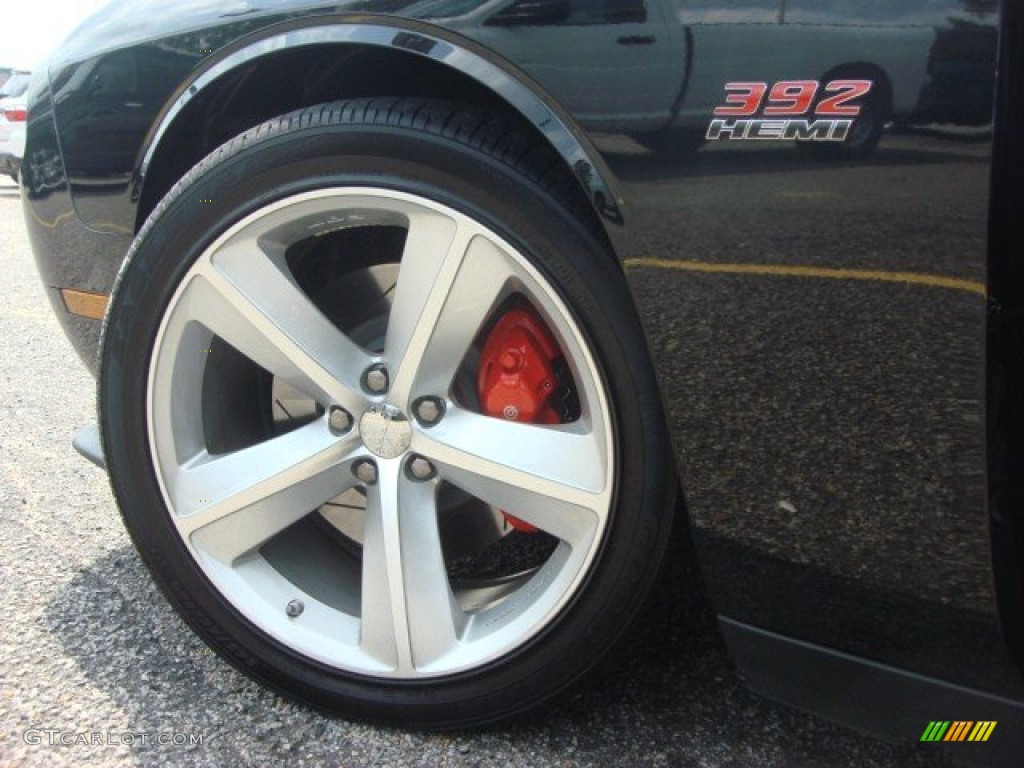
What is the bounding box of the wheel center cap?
[360,404,412,459]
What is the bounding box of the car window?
[488,0,647,27]
[0,73,31,99]
[406,0,492,18]
[673,0,778,24]
[783,0,989,26]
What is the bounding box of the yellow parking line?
[623,258,986,298]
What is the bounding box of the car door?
[467,0,686,131]
[675,0,933,123]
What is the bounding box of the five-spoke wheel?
[100,99,675,726]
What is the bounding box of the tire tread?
[143,97,588,244]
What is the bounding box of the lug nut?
[414,397,445,426]
[353,459,378,486]
[363,365,389,395]
[286,599,304,618]
[408,456,436,481]
[328,407,353,434]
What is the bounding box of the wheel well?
[137,44,607,246]
[821,61,894,119]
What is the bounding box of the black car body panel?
[22,0,1024,757]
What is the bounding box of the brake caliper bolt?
[500,349,523,373]
[353,459,378,486]
[414,397,445,427]
[328,407,353,434]
[363,365,389,395]
[286,599,304,618]
[408,456,436,482]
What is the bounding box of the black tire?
[799,75,888,160]
[99,98,676,727]
[801,100,883,160]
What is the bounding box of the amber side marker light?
[60,289,109,320]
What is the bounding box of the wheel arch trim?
[134,15,626,236]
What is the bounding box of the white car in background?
[0,71,30,182]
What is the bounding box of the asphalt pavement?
[0,175,953,767]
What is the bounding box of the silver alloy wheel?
[146,188,614,678]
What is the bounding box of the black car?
[21,0,1024,763]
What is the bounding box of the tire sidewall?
[101,118,674,726]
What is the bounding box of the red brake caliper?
[476,306,565,533]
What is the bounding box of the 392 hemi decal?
[707,80,873,142]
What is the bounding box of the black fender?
[135,15,626,244]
